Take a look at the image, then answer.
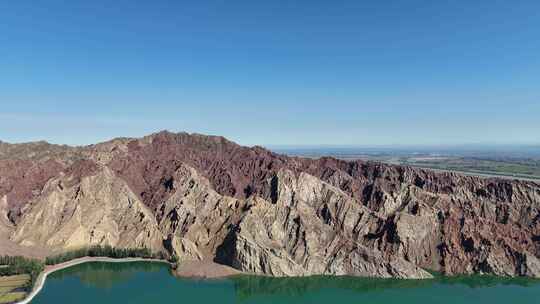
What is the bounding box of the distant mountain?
[1,131,539,278]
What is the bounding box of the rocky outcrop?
[157,165,431,278]
[158,164,250,261]
[0,159,65,223]
[1,131,539,279]
[10,167,164,252]
[225,170,431,278]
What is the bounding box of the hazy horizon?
[2,129,539,151]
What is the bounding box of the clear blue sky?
[1,0,539,146]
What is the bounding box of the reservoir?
[31,262,540,304]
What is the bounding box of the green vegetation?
[0,291,26,304]
[0,256,44,289]
[45,245,156,265]
[285,148,540,181]
[0,257,40,304]
[169,254,179,264]
[400,157,540,180]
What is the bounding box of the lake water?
[31,262,540,304]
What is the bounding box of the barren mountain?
[1,131,539,278]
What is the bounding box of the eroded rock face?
[158,164,250,261]
[1,131,539,279]
[225,170,431,278]
[10,167,163,252]
[0,159,65,223]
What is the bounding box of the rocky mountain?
[0,131,539,278]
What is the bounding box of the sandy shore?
[173,260,241,279]
[14,257,170,304]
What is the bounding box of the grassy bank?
[0,275,30,304]
[0,256,42,304]
[0,256,43,290]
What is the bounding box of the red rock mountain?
[1,131,539,278]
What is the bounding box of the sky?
[0,0,539,147]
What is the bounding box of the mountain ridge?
[1,131,539,278]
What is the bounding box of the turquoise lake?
[31,262,540,304]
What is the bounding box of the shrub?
[45,245,155,265]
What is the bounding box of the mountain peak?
[1,131,539,279]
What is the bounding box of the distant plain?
[272,145,540,181]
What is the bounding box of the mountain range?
[1,131,539,278]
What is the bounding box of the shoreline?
[10,257,540,304]
[172,260,241,279]
[14,257,171,304]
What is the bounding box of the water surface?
[31,262,540,304]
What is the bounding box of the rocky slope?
[10,167,163,251]
[0,131,539,279]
